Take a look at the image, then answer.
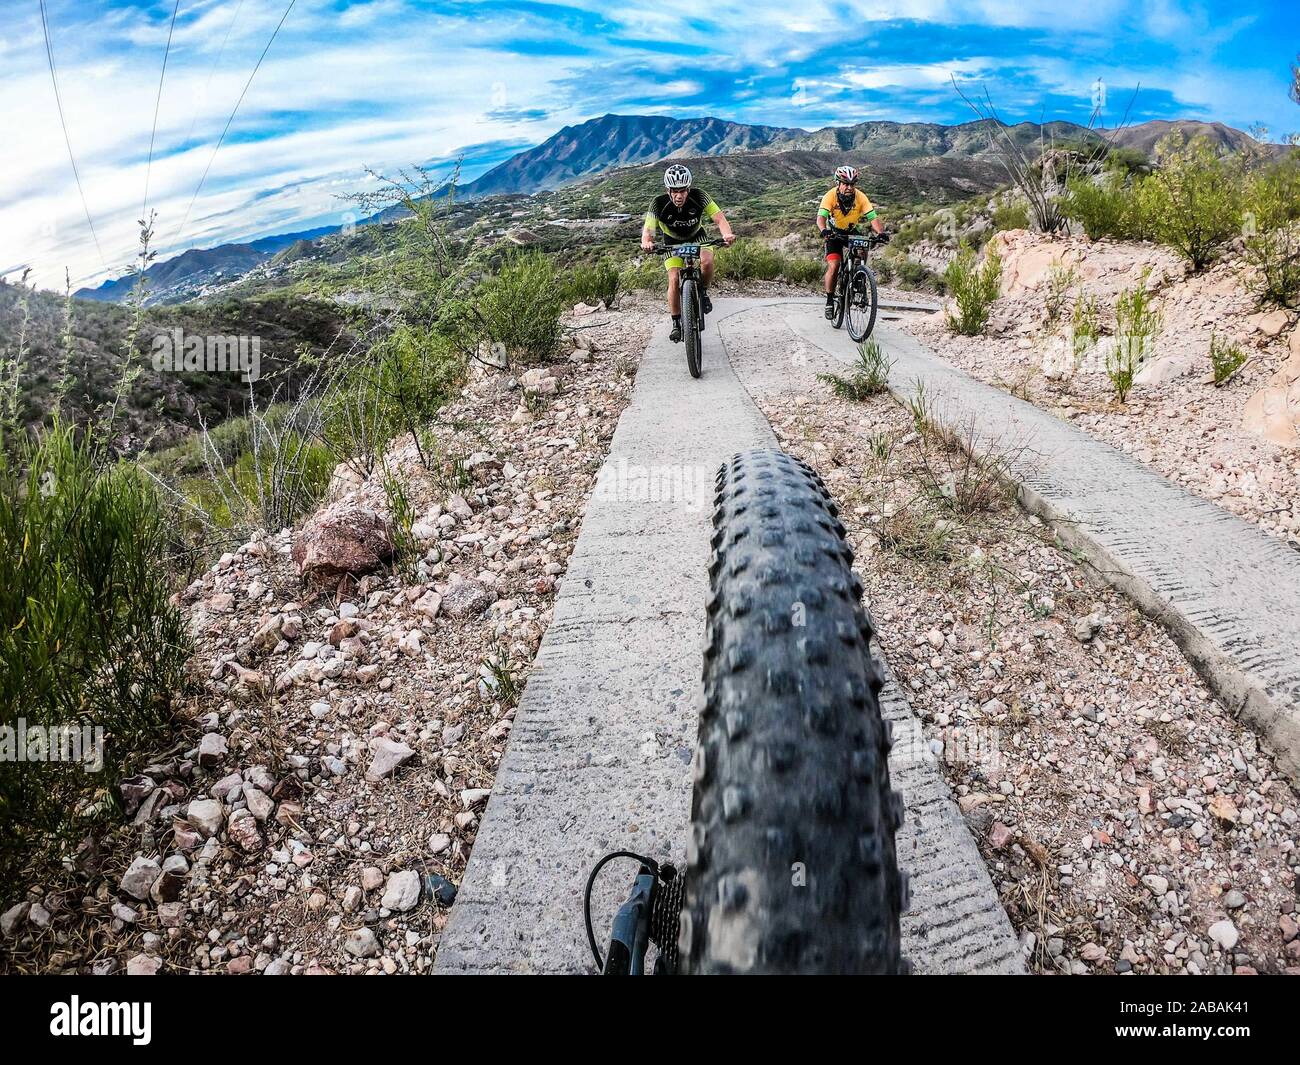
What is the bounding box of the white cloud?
[3,0,1288,288]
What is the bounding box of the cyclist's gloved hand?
[878,231,892,244]
[820,229,831,241]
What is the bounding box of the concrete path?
[435,298,1022,974]
[777,298,1300,786]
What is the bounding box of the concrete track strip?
[435,298,1023,974]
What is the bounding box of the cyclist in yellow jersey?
[816,164,889,319]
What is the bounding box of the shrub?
[894,257,944,294]
[180,418,334,540]
[1044,262,1078,324]
[716,239,783,282]
[914,419,1017,520]
[817,339,893,400]
[1209,332,1248,385]
[1063,172,1147,240]
[380,468,421,582]
[1108,277,1162,402]
[778,254,825,286]
[559,259,620,309]
[0,421,188,890]
[375,326,465,448]
[991,201,1031,232]
[877,498,956,563]
[1138,133,1241,270]
[1242,157,1300,232]
[620,257,663,293]
[1072,291,1101,346]
[475,250,564,363]
[1242,224,1300,309]
[943,244,1002,335]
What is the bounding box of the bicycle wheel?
[846,265,879,342]
[682,278,702,379]
[679,448,908,974]
[831,271,846,330]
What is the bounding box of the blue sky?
[1,0,1296,289]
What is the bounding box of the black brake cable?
[584,850,658,971]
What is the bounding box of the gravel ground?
[723,302,1300,975]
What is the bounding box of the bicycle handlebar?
[822,227,888,243]
[648,237,730,254]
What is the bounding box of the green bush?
[320,325,466,474]
[778,254,825,286]
[1242,157,1300,231]
[0,421,188,890]
[380,468,421,582]
[1071,290,1102,353]
[182,425,334,537]
[1209,332,1248,385]
[1242,224,1300,310]
[716,239,783,282]
[1064,171,1149,240]
[1108,277,1162,402]
[943,244,1002,335]
[817,339,893,400]
[893,257,945,294]
[1045,262,1078,324]
[991,201,1030,232]
[1138,133,1242,270]
[559,260,620,309]
[620,257,663,293]
[476,250,564,363]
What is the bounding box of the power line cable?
[38,0,112,277]
[170,0,298,253]
[178,0,247,157]
[142,1,183,220]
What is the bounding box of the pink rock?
[366,737,415,781]
[1279,914,1299,942]
[227,811,264,853]
[126,953,162,975]
[441,578,497,619]
[292,503,395,582]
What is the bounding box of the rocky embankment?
[0,299,657,974]
[906,229,1299,548]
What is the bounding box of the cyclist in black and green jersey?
[641,164,735,342]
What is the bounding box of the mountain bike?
[651,238,726,379]
[827,229,887,342]
[585,448,909,974]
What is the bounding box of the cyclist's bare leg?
[666,267,682,315]
[700,247,715,289]
[824,257,840,295]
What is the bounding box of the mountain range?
[75,112,1272,303]
[75,226,338,304]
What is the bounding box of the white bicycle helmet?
[834,165,859,184]
[664,164,693,189]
